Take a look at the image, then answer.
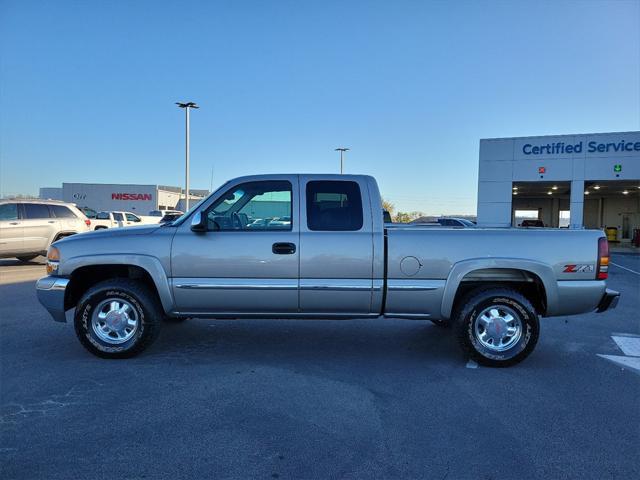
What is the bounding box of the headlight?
[46,246,60,275]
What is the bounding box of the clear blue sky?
[1,0,638,214]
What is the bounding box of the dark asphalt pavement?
[1,255,639,479]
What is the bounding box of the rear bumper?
[596,288,620,313]
[36,276,69,322]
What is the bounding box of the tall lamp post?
[335,147,349,174]
[176,101,199,211]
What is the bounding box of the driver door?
[170,176,299,315]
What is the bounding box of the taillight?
[85,219,91,227]
[596,237,609,280]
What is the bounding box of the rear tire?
[16,255,38,262]
[74,279,162,358]
[454,288,539,367]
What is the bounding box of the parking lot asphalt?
[1,255,639,480]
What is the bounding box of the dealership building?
[39,183,208,214]
[477,131,640,243]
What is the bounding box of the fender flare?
[61,254,174,314]
[440,257,557,319]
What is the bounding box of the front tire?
[454,288,539,367]
[74,279,162,358]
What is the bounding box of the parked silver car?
[36,174,618,366]
[0,199,90,261]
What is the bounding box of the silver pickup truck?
[36,174,619,367]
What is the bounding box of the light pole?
[176,101,199,211]
[335,147,349,174]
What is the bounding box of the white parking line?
[610,262,640,276]
[597,354,640,373]
[598,335,640,375]
[612,336,640,357]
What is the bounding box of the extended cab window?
[205,180,292,231]
[50,205,76,218]
[0,203,18,221]
[306,181,363,231]
[23,203,51,219]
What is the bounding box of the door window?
[23,203,51,219]
[205,181,292,231]
[50,205,77,218]
[306,181,363,231]
[112,212,125,222]
[0,203,18,221]
[125,213,141,222]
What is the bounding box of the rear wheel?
[454,288,539,367]
[74,279,162,358]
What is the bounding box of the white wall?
[478,131,640,227]
[39,187,63,201]
[62,183,158,213]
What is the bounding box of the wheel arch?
[63,255,173,314]
[441,258,557,319]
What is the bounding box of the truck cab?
[172,174,383,317]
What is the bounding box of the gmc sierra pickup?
[36,174,619,366]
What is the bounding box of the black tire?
[454,288,539,367]
[16,255,38,262]
[74,279,162,358]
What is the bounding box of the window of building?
[306,181,363,231]
[559,210,570,228]
[0,203,18,221]
[205,181,292,231]
[23,203,51,219]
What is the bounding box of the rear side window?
[306,181,363,231]
[96,212,110,220]
[23,203,51,219]
[0,203,18,220]
[50,205,77,218]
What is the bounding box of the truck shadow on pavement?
[149,318,465,367]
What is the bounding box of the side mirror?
[190,211,207,233]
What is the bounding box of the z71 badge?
[563,264,595,273]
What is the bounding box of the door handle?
[272,242,296,255]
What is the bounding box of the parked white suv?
[92,211,161,230]
[0,199,91,261]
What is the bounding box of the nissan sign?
[111,193,152,201]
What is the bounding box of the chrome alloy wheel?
[474,305,523,352]
[91,298,139,344]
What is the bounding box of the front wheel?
[74,279,163,358]
[454,288,539,367]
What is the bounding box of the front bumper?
[36,276,69,322]
[596,288,620,313]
